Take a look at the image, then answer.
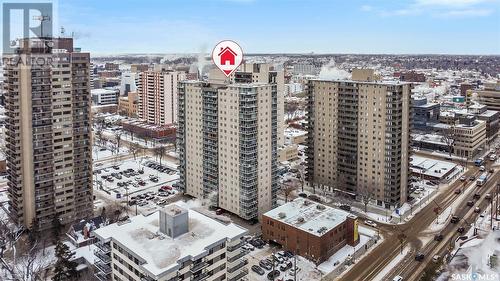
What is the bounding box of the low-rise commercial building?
[93,204,248,281]
[262,198,359,264]
[278,144,299,162]
[121,119,176,140]
[92,88,119,106]
[467,81,500,111]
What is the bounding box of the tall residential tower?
[177,80,278,221]
[305,70,411,209]
[4,38,93,230]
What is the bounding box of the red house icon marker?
[218,47,237,75]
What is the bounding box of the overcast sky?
[56,0,500,55]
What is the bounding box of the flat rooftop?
[264,198,353,237]
[94,203,247,277]
[410,155,457,179]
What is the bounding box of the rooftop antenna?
[32,15,51,38]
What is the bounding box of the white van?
[393,276,403,281]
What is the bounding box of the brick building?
[262,198,359,264]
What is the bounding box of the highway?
[331,159,499,281]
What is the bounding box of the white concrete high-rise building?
[178,81,278,221]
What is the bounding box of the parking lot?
[93,157,180,212]
[243,236,322,281]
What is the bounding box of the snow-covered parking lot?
[93,157,180,212]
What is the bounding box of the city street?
[332,160,499,281]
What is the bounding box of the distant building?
[467,81,500,111]
[66,216,107,247]
[306,71,411,209]
[93,204,249,281]
[262,198,359,264]
[118,91,138,117]
[91,88,119,106]
[278,144,299,162]
[130,64,149,73]
[460,83,473,96]
[120,72,137,96]
[136,70,186,125]
[411,96,440,130]
[395,71,426,83]
[104,62,119,71]
[121,119,176,141]
[292,63,316,75]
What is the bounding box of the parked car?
[432,255,441,263]
[474,207,481,213]
[473,193,481,199]
[466,200,474,207]
[460,176,466,181]
[486,193,492,200]
[434,234,443,241]
[251,265,265,275]
[364,220,377,228]
[451,216,460,224]
[279,262,292,271]
[457,227,465,233]
[469,175,476,180]
[415,253,425,261]
[267,270,280,280]
[259,259,272,270]
[339,205,351,211]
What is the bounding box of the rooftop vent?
[159,204,189,238]
[297,217,305,223]
[278,212,286,219]
[316,204,326,210]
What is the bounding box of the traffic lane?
[389,169,500,279]
[399,170,500,280]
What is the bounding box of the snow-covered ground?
[372,246,411,281]
[93,142,129,161]
[437,202,500,281]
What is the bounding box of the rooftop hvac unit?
[316,204,326,210]
[297,217,305,223]
[278,212,286,219]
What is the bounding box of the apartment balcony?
[95,261,111,274]
[94,249,111,264]
[94,271,110,281]
[228,268,249,281]
[227,240,245,252]
[95,242,111,254]
[227,258,248,273]
[190,261,207,273]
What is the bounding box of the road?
[331,161,498,281]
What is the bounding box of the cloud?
[438,8,493,17]
[361,5,373,11]
[362,0,497,18]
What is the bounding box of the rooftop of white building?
[94,203,247,277]
[263,198,354,237]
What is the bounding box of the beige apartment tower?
[4,38,93,230]
[136,70,186,125]
[177,81,278,220]
[306,74,411,209]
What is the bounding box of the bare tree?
[129,142,141,161]
[154,146,167,166]
[282,182,297,203]
[359,187,372,213]
[442,126,455,158]
[115,133,122,153]
[3,240,52,281]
